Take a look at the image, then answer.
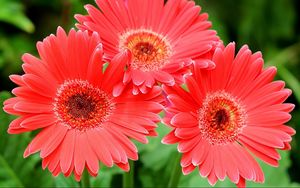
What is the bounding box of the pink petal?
[60,129,76,173]
[86,129,113,167]
[152,71,175,85]
[171,112,198,128]
[182,164,196,175]
[21,114,57,130]
[161,130,180,144]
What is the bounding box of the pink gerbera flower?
[3,27,164,181]
[162,43,295,187]
[75,0,219,95]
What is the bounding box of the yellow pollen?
[119,29,172,72]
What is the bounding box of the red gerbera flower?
[3,27,164,181]
[75,0,219,95]
[162,43,295,187]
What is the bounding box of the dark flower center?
[65,94,96,119]
[198,91,246,145]
[213,109,229,130]
[137,42,155,56]
[54,80,114,131]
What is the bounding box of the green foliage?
[0,0,34,33]
[237,0,295,50]
[0,34,34,76]
[54,174,80,187]
[265,43,300,104]
[137,123,177,187]
[89,166,123,187]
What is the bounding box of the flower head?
[162,43,295,187]
[3,27,164,181]
[75,0,220,95]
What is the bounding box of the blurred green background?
[0,0,300,187]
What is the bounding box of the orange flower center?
[198,91,246,145]
[54,80,114,131]
[119,29,172,71]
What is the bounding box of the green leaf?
[0,0,35,33]
[54,174,80,187]
[0,34,34,76]
[90,166,124,187]
[0,155,24,187]
[277,66,300,104]
[137,123,177,187]
[265,42,300,104]
[138,123,176,171]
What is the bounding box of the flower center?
[198,91,246,145]
[119,29,172,72]
[65,94,96,119]
[214,109,229,129]
[54,80,114,131]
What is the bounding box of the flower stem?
[123,160,134,188]
[81,170,91,188]
[168,153,182,188]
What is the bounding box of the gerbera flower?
[3,27,164,181]
[75,0,219,95]
[162,43,295,187]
